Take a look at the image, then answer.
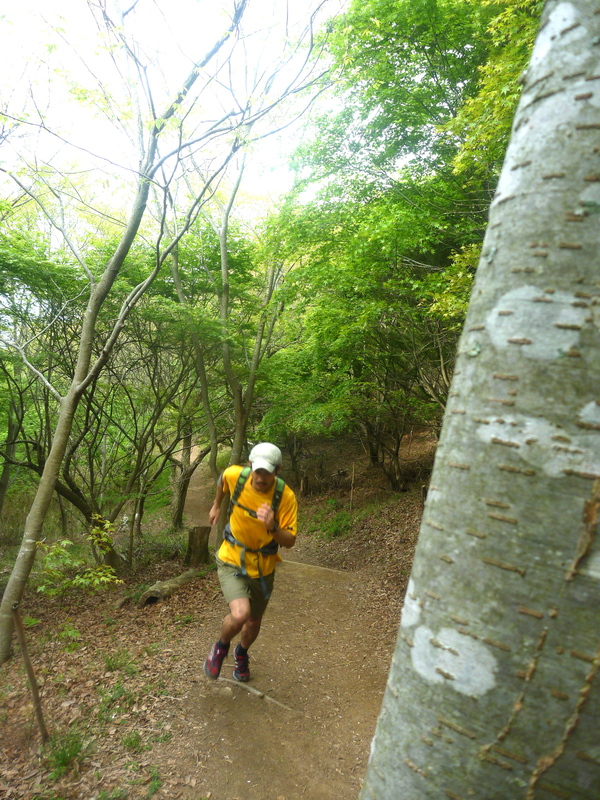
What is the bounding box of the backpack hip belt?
[223,523,278,599]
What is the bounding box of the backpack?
[223,465,286,598]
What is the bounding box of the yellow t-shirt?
[217,465,298,578]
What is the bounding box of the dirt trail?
[0,455,405,800]
[165,465,394,800]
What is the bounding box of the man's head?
[249,443,282,494]
[249,442,282,474]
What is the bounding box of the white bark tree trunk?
[361,2,600,798]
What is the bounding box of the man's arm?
[208,475,225,526]
[256,503,296,548]
[270,522,296,549]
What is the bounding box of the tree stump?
[185,525,211,567]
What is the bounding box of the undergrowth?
[303,494,394,541]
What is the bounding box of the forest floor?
[0,433,435,800]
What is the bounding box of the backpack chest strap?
[228,466,285,522]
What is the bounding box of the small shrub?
[98,791,128,800]
[97,681,137,722]
[45,728,88,779]
[122,730,145,753]
[36,538,122,597]
[146,766,162,797]
[58,622,82,652]
[105,649,138,676]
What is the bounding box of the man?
[204,442,298,682]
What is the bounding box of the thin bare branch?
[1,342,62,401]
[0,169,94,282]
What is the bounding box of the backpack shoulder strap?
[271,476,285,517]
[228,467,285,520]
[228,465,251,515]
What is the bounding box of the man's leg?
[240,615,262,649]
[232,615,262,682]
[205,564,272,681]
[204,597,252,680]
[205,603,262,681]
[220,597,252,644]
[232,570,274,680]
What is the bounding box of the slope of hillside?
[0,431,435,800]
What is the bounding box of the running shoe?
[203,640,229,679]
[233,644,250,682]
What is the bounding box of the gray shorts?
[216,558,275,618]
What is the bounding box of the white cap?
[249,442,282,473]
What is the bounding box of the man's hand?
[256,503,295,548]
[256,503,275,533]
[209,505,221,526]
[209,476,225,526]
[256,502,275,532]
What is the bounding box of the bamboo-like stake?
[350,463,355,512]
[11,602,49,742]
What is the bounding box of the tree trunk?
[171,475,191,530]
[362,421,381,466]
[184,525,211,567]
[55,495,69,538]
[218,161,251,469]
[172,426,192,530]
[171,424,192,530]
[133,493,145,539]
[137,568,205,607]
[0,413,18,522]
[171,445,212,530]
[361,3,600,799]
